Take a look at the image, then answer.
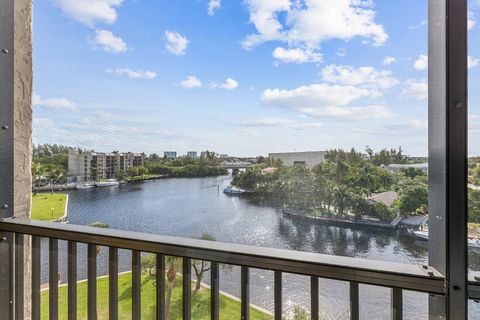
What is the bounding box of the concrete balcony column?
[0,0,33,318]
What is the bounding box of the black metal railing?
[0,218,452,320]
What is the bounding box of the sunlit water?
[39,176,480,319]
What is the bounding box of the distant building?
[187,151,198,159]
[164,151,177,159]
[268,151,326,167]
[368,191,399,207]
[219,154,229,159]
[387,163,428,173]
[68,150,144,182]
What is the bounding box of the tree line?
[233,148,429,222]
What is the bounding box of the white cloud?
[469,56,479,69]
[414,54,428,70]
[412,54,478,70]
[93,29,127,53]
[106,68,157,79]
[469,19,476,30]
[408,20,427,30]
[33,117,56,130]
[469,11,476,30]
[320,65,399,91]
[212,78,239,90]
[382,56,396,66]
[208,0,221,16]
[180,76,203,89]
[272,47,322,63]
[54,0,124,27]
[33,94,79,112]
[243,0,388,57]
[165,31,189,55]
[234,117,323,129]
[401,79,428,100]
[260,83,393,119]
[336,48,347,57]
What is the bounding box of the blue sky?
[33,0,480,157]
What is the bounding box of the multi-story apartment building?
[187,151,197,159]
[164,151,177,159]
[69,150,145,182]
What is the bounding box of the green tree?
[141,254,157,276]
[292,305,309,320]
[192,233,216,294]
[469,189,480,223]
[395,184,428,214]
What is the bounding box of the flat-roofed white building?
[268,151,327,167]
[187,151,197,159]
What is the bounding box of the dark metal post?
[183,257,191,320]
[428,0,468,318]
[274,271,282,320]
[68,241,77,320]
[241,266,250,320]
[109,247,118,320]
[0,0,15,318]
[211,262,219,320]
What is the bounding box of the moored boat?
[413,230,480,248]
[223,186,245,195]
[95,179,120,187]
[75,182,95,190]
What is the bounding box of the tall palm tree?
[335,161,349,184]
[31,162,44,194]
[48,167,66,193]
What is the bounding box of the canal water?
[40,176,480,319]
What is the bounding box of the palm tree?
[48,167,66,193]
[31,162,44,194]
[335,161,349,184]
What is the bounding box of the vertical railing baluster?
[109,247,118,320]
[14,233,24,320]
[156,254,165,320]
[350,282,359,320]
[310,276,319,320]
[183,257,191,320]
[241,266,250,320]
[49,239,58,320]
[31,236,41,320]
[68,241,77,320]
[132,250,141,320]
[210,262,219,320]
[391,288,403,320]
[8,232,14,320]
[88,244,97,320]
[274,271,282,320]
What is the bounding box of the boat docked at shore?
[95,179,120,187]
[223,186,246,195]
[75,182,95,190]
[413,230,480,248]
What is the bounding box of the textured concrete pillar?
[13,0,33,217]
[16,2,33,319]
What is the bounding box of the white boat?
[413,230,429,240]
[223,186,245,195]
[414,230,480,248]
[95,179,120,187]
[75,182,95,190]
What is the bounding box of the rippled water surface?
[39,176,480,319]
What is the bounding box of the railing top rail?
[0,218,445,294]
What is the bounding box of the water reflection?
[41,176,480,318]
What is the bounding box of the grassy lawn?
[41,272,272,320]
[31,193,67,221]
